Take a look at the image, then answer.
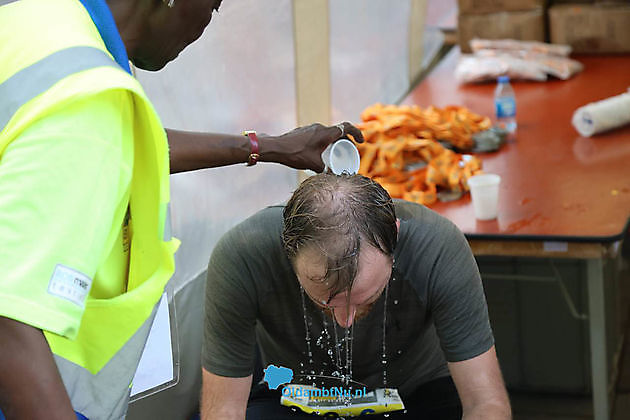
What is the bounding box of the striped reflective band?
[164,203,173,242]
[0,46,120,132]
[0,0,19,6]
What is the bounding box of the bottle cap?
[498,75,510,83]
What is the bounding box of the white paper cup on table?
[468,174,501,220]
[321,139,360,175]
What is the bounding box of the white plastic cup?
[321,139,360,175]
[467,174,501,220]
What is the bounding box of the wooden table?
[401,49,630,420]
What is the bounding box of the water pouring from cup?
[321,139,360,175]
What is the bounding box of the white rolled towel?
[572,92,630,137]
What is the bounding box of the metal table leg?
[588,258,610,420]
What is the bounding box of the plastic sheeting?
[135,0,298,295]
[129,2,297,418]
[330,0,412,122]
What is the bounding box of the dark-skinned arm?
[0,316,75,420]
[166,121,364,174]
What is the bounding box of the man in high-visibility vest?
[0,1,363,419]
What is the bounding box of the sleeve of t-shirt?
[0,90,131,339]
[428,221,495,362]
[203,226,258,378]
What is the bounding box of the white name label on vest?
[48,264,92,307]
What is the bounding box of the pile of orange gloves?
[356,103,492,205]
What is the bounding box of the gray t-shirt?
[203,200,494,398]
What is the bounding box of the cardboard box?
[549,4,630,53]
[458,0,546,14]
[458,9,546,53]
[550,0,593,4]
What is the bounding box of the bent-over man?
[201,174,511,420]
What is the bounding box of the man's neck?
[105,0,151,57]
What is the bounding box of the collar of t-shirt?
[78,0,132,75]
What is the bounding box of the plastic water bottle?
[494,75,517,135]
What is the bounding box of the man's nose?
[334,306,357,328]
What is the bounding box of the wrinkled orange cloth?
[356,103,490,205]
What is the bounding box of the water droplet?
[403,409,408,414]
[393,299,399,305]
[300,287,315,368]
[381,360,387,364]
[384,414,390,418]
[397,349,402,355]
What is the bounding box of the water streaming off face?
[382,281,389,387]
[343,322,351,387]
[299,286,313,378]
[296,278,398,418]
[332,315,343,372]
[320,310,342,374]
[299,278,391,392]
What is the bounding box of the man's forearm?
[0,317,75,419]
[166,122,363,174]
[201,380,247,420]
[201,403,246,420]
[463,401,512,420]
[200,369,251,420]
[166,129,251,173]
[166,128,310,174]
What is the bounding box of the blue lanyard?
[78,0,132,75]
[0,410,86,420]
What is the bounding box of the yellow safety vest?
[0,0,179,418]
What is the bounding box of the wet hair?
[282,173,397,301]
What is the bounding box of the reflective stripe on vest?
[0,46,119,131]
[54,303,159,420]
[163,203,173,242]
[0,0,19,7]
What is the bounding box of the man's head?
[282,174,398,328]
[107,0,223,71]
